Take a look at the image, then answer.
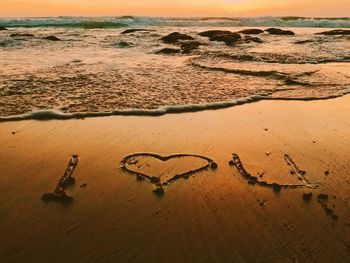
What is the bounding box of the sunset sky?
[0,0,349,17]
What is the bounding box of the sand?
[1,95,350,262]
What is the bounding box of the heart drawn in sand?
[120,153,217,190]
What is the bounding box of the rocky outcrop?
[316,29,350,35]
[121,28,152,34]
[10,33,34,37]
[180,41,204,53]
[265,28,295,35]
[0,25,7,31]
[160,32,194,44]
[198,30,241,46]
[239,29,264,35]
[43,35,61,41]
[156,48,181,55]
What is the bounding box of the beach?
[1,95,350,262]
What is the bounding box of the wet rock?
[198,30,241,46]
[302,192,313,202]
[239,29,264,35]
[180,41,203,53]
[317,193,329,202]
[272,183,282,193]
[43,36,61,41]
[41,192,73,204]
[156,48,181,55]
[121,29,151,34]
[241,36,263,44]
[316,29,350,35]
[0,25,7,31]
[153,187,165,196]
[160,32,194,44]
[150,176,161,184]
[115,41,134,48]
[10,33,34,37]
[265,28,295,35]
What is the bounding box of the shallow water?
[0,22,349,120]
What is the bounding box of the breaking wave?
[0,16,350,29]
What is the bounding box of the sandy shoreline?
[1,95,350,262]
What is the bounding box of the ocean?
[0,16,349,121]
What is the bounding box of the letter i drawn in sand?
[41,155,79,204]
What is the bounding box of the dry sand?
[1,95,350,262]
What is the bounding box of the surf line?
[229,153,319,192]
[41,155,79,204]
[120,153,218,196]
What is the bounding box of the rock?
[136,175,145,181]
[325,207,334,215]
[10,33,34,37]
[41,192,73,204]
[302,192,313,202]
[121,29,151,34]
[80,183,87,187]
[239,29,264,35]
[272,183,282,193]
[228,160,235,166]
[150,176,161,184]
[43,36,61,41]
[316,29,350,36]
[0,25,7,31]
[241,36,263,44]
[332,214,338,221]
[115,41,133,48]
[156,48,181,55]
[160,32,194,44]
[180,41,203,53]
[324,170,330,176]
[317,193,329,202]
[153,187,165,196]
[295,39,314,44]
[198,30,241,46]
[265,28,295,35]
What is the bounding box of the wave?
[0,16,350,29]
[1,91,350,122]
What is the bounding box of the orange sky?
[0,0,349,17]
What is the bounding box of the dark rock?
[153,187,165,196]
[210,162,218,170]
[180,41,203,53]
[228,160,235,166]
[0,25,7,31]
[239,29,264,35]
[302,192,313,202]
[160,32,194,44]
[156,48,181,55]
[115,41,134,48]
[332,214,338,221]
[324,170,330,176]
[325,207,334,215]
[43,36,61,41]
[10,33,34,37]
[265,28,295,35]
[41,192,73,204]
[80,183,87,187]
[316,29,350,36]
[241,36,263,44]
[150,176,161,184]
[199,30,241,46]
[317,193,329,202]
[272,183,282,193]
[295,39,314,44]
[121,29,151,34]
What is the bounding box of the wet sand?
[1,95,350,262]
